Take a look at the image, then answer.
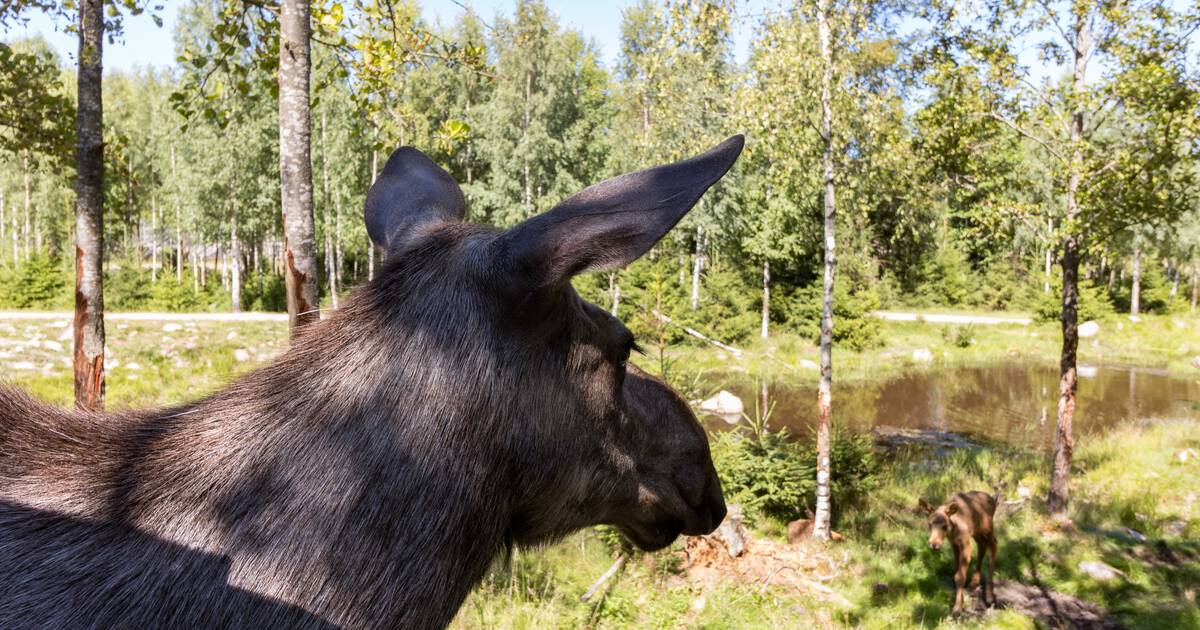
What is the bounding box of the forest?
[1,0,1199,628]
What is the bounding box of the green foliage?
[776,284,882,351]
[710,425,877,525]
[0,254,68,309]
[243,273,287,312]
[1035,281,1117,323]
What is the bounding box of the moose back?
[0,136,743,629]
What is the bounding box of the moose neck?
[111,303,515,628]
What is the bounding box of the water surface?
[712,363,1200,450]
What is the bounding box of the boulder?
[1078,320,1100,338]
[911,348,934,363]
[798,359,819,370]
[699,390,744,417]
[1077,560,1124,581]
[162,323,183,332]
[233,348,252,363]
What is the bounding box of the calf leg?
[970,537,985,588]
[984,534,998,606]
[953,543,972,615]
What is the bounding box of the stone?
[41,340,63,352]
[1078,320,1100,338]
[227,331,238,340]
[1128,315,1141,323]
[912,348,934,363]
[162,323,183,332]
[699,390,743,417]
[1078,365,1098,378]
[1017,485,1033,499]
[9,361,35,370]
[798,359,819,370]
[1177,448,1199,463]
[234,348,252,362]
[1077,560,1123,581]
[125,362,142,371]
[1122,527,1147,543]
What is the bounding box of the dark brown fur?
[0,137,744,629]
[919,491,999,615]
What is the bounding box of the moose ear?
[494,135,744,292]
[918,499,934,514]
[364,147,467,253]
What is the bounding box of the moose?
[0,135,743,629]
[919,490,1000,615]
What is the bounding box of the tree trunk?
[690,225,703,310]
[73,0,106,411]
[151,197,158,283]
[279,0,319,334]
[813,0,835,542]
[1170,264,1179,297]
[761,260,770,339]
[1131,237,1141,315]
[1191,266,1197,314]
[1048,15,1089,521]
[368,149,377,282]
[230,194,241,313]
[23,155,32,261]
[608,272,620,316]
[335,197,343,292]
[321,110,337,310]
[173,145,182,285]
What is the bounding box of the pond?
[709,363,1200,450]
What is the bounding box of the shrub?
[243,273,287,312]
[1035,280,1116,323]
[776,283,882,351]
[0,255,69,309]
[710,426,877,525]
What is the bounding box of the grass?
[0,317,286,408]
[445,420,1200,629]
[1,314,1196,627]
[641,312,1200,386]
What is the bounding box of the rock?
[49,320,68,328]
[1177,448,1199,463]
[162,323,183,332]
[1078,320,1100,338]
[104,358,120,369]
[1122,527,1147,543]
[125,362,142,371]
[57,327,71,341]
[1077,365,1098,378]
[1017,485,1033,499]
[911,348,934,363]
[226,331,238,340]
[41,340,63,352]
[699,390,743,417]
[1128,315,1141,323]
[1077,560,1124,581]
[9,361,35,370]
[714,504,746,558]
[233,348,252,362]
[798,359,819,370]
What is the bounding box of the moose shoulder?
[0,135,743,629]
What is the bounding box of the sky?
[1,0,775,74]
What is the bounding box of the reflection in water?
[715,364,1200,450]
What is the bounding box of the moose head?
[0,135,744,630]
[360,135,742,551]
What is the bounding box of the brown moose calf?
[918,491,998,615]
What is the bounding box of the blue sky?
[2,0,774,74]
